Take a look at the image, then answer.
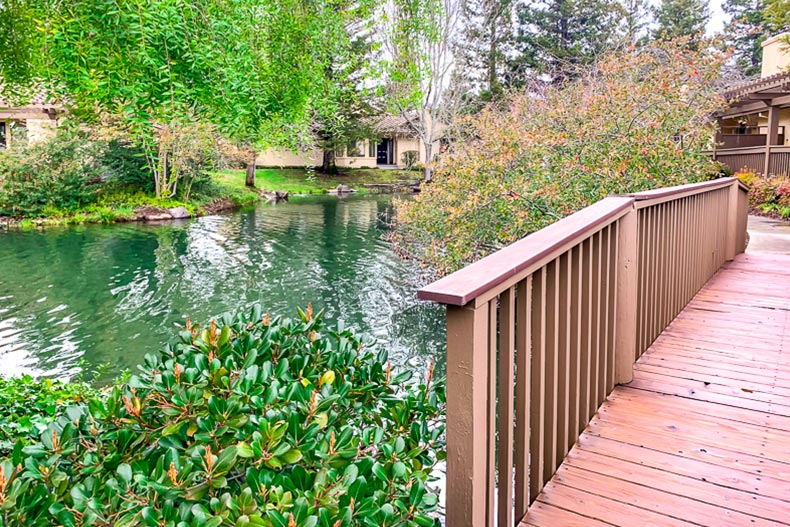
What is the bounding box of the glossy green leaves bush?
[0,376,96,455]
[0,306,445,527]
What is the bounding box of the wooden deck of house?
[522,252,790,527]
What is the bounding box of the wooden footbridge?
[419,178,790,526]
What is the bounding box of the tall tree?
[512,0,625,84]
[763,0,790,32]
[723,0,766,77]
[383,0,461,182]
[311,0,380,175]
[652,0,710,40]
[454,0,515,101]
[621,0,651,44]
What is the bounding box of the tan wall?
[761,33,790,78]
[27,118,57,144]
[259,137,430,168]
[256,148,322,167]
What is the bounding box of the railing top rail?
[417,196,634,306]
[621,177,745,202]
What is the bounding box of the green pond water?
[0,194,446,382]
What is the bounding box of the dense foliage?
[0,126,105,216]
[392,39,727,274]
[737,170,790,219]
[0,306,445,527]
[0,0,346,196]
[0,376,96,455]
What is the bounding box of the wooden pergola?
[713,71,790,176]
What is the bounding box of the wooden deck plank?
[523,252,790,527]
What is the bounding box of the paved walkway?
[522,251,790,526]
[747,215,790,254]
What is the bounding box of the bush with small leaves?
[0,305,445,527]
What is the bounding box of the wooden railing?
[711,145,790,176]
[711,146,766,175]
[418,177,749,527]
[768,145,790,176]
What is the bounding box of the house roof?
[722,71,790,102]
[0,85,62,110]
[372,114,420,137]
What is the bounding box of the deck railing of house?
[418,177,749,527]
[712,144,790,176]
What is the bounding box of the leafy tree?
[621,0,652,44]
[391,38,728,274]
[512,0,625,84]
[652,0,710,41]
[723,0,767,77]
[310,1,381,175]
[454,0,515,101]
[763,0,790,32]
[382,0,460,182]
[0,0,339,195]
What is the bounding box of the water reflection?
[0,195,445,382]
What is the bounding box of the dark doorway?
[376,139,393,165]
[0,122,5,149]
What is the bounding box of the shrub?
[392,38,729,274]
[401,151,419,169]
[736,169,790,217]
[0,125,104,217]
[0,376,96,455]
[0,306,445,527]
[99,138,153,191]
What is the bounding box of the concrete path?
[746,215,790,254]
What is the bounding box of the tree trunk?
[424,142,433,183]
[322,149,337,175]
[245,152,256,187]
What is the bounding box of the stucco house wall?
[761,33,790,78]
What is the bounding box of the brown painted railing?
[768,145,790,176]
[418,177,749,527]
[711,145,790,176]
[712,146,766,175]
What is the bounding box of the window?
[0,122,5,149]
[335,145,345,158]
[346,140,363,157]
[368,140,376,158]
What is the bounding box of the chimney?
[761,32,790,78]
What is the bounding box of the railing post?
[445,303,491,527]
[726,179,739,261]
[614,204,638,384]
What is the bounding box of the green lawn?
[214,167,419,194]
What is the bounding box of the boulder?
[328,184,357,194]
[143,212,174,222]
[168,206,191,219]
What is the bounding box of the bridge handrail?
[418,177,749,527]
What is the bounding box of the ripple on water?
[0,194,446,381]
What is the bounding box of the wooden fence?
[418,177,749,527]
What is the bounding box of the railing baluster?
[514,277,531,516]
[545,259,559,481]
[579,238,592,425]
[486,301,497,523]
[497,287,515,527]
[569,244,582,451]
[529,267,547,501]
[557,252,570,463]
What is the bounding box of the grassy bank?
[2,167,418,228]
[215,167,419,194]
[1,175,260,229]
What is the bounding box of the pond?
[0,194,446,382]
